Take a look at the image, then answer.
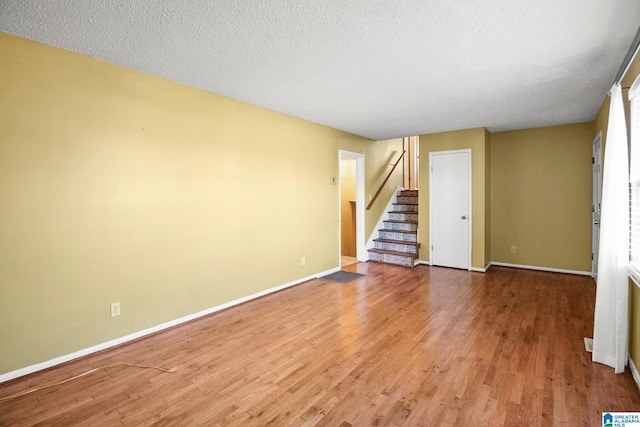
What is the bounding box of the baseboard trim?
[412,261,585,275]
[415,260,489,272]
[490,262,591,276]
[630,355,640,391]
[0,267,339,384]
[471,262,492,273]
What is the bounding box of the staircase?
[368,190,419,267]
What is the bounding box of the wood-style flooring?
[341,256,358,267]
[1,263,640,426]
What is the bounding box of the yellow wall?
[0,32,404,375]
[491,123,594,272]
[631,283,640,372]
[594,98,609,151]
[418,128,489,270]
[595,52,640,162]
[365,138,405,239]
[0,28,614,377]
[419,124,592,273]
[485,128,492,267]
[340,159,356,256]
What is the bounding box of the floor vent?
[584,337,593,353]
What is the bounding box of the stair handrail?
[366,150,406,210]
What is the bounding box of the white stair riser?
[368,251,414,267]
[396,196,418,204]
[379,231,417,242]
[388,212,418,222]
[373,241,419,254]
[393,204,418,213]
[384,222,417,231]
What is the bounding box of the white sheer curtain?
[592,83,630,373]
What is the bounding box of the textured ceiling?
[1,1,640,140]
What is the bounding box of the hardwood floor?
[1,263,640,426]
[341,256,358,267]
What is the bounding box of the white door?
[592,132,603,279]
[430,150,471,269]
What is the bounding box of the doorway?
[339,150,365,267]
[429,149,471,270]
[592,132,603,279]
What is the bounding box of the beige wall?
[594,98,609,151]
[0,32,403,375]
[491,123,594,272]
[418,128,489,270]
[631,283,640,373]
[0,28,619,377]
[365,138,405,239]
[419,124,591,273]
[485,128,492,267]
[595,50,640,166]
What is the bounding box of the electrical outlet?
[301,256,306,265]
[110,302,121,317]
[511,246,517,253]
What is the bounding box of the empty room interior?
[3,1,640,425]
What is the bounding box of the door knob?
[461,215,467,220]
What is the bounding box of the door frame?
[403,136,420,190]
[339,150,366,264]
[592,131,603,278]
[429,149,472,270]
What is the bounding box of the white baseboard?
[415,260,489,272]
[490,262,591,276]
[412,260,587,276]
[630,355,640,392]
[471,262,492,273]
[0,267,339,384]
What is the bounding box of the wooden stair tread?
[388,213,418,216]
[373,238,420,247]
[384,219,418,224]
[378,228,417,234]
[393,202,418,205]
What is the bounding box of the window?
[629,76,640,278]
